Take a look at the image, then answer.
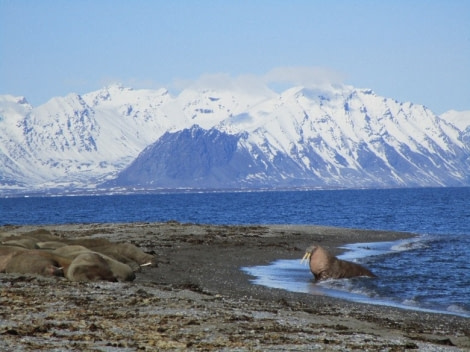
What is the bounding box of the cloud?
[170,66,345,96]
[263,66,346,88]
[173,73,236,91]
[171,72,275,98]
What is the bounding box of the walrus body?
[0,230,153,282]
[301,245,375,281]
[66,252,117,282]
[91,243,156,267]
[1,237,39,249]
[13,229,62,242]
[0,246,28,272]
[53,245,135,281]
[36,241,68,250]
[4,250,71,277]
[64,238,113,248]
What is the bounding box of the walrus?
[53,245,136,281]
[51,244,89,256]
[64,237,113,248]
[4,250,71,277]
[36,241,68,250]
[301,245,376,281]
[91,242,156,267]
[65,252,117,282]
[0,229,62,248]
[1,237,39,249]
[0,246,28,272]
[16,229,62,242]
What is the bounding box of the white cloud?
[174,73,262,90]
[173,73,236,91]
[263,66,346,88]
[170,66,346,96]
[440,109,470,130]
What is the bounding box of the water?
[244,237,470,317]
[1,187,469,317]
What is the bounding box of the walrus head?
[300,245,318,265]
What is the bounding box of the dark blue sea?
[1,187,469,317]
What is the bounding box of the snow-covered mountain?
[1,83,469,194]
[0,84,268,192]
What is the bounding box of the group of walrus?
[0,229,156,282]
[1,228,375,283]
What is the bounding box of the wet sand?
[1,222,469,351]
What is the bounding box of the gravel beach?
[1,222,469,351]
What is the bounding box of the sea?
[1,187,469,318]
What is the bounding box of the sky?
[0,1,469,114]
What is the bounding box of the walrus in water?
[301,245,376,281]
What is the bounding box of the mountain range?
[1,83,470,195]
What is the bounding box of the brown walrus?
[0,246,28,272]
[1,233,152,282]
[1,237,39,249]
[64,237,113,248]
[91,243,156,267]
[53,245,136,281]
[2,247,122,282]
[301,245,376,281]
[3,250,71,277]
[65,252,117,282]
[36,241,68,250]
[13,229,62,242]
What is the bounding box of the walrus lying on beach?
[66,252,117,282]
[53,245,136,281]
[0,228,155,282]
[0,246,28,272]
[1,237,39,249]
[0,247,122,282]
[301,245,376,281]
[90,242,156,268]
[2,249,71,277]
[1,229,63,243]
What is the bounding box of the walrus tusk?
[140,262,152,267]
[300,252,311,265]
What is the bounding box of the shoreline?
[1,222,469,350]
[244,236,470,320]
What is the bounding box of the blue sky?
[1,1,469,114]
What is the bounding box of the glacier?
[0,83,469,195]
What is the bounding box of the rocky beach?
[1,222,469,351]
